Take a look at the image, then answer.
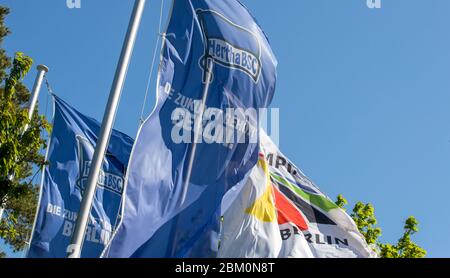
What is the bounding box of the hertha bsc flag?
[105,0,277,258]
[28,95,134,258]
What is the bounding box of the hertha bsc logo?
[196,9,262,83]
[75,135,125,196]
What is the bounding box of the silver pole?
[181,60,214,204]
[0,202,5,222]
[0,65,49,224]
[28,65,49,121]
[67,0,146,258]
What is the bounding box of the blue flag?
[105,0,277,258]
[28,95,134,258]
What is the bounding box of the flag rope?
[139,0,165,124]
[43,76,53,120]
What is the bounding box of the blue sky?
[1,0,450,258]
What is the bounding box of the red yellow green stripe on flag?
[245,154,309,231]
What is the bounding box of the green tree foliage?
[0,7,11,82]
[379,216,427,258]
[0,6,50,256]
[335,194,348,210]
[1,187,40,252]
[351,202,382,246]
[335,195,426,258]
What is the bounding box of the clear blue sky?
[2,0,449,258]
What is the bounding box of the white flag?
[218,131,376,258]
[260,131,377,258]
[218,153,282,258]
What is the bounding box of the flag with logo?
[28,95,134,258]
[218,149,313,258]
[218,131,375,258]
[263,131,375,258]
[218,153,283,258]
[104,0,277,258]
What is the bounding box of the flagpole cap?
[37,64,49,73]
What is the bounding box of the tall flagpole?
[27,65,49,123]
[0,65,49,224]
[181,60,214,204]
[67,0,146,258]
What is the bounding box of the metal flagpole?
[67,0,146,258]
[0,65,49,223]
[27,65,50,124]
[181,59,214,204]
